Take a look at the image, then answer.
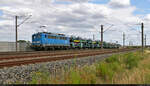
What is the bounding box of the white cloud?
[0,0,147,45]
[108,0,130,8]
[144,14,150,21]
[55,0,91,3]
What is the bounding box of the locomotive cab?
[32,33,42,46]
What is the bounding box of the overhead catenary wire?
[103,24,114,33]
[17,15,32,27]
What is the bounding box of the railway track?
[0,48,137,68]
[0,49,118,60]
[0,49,116,56]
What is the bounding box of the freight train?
[31,32,121,50]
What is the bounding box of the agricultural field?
[16,49,150,84]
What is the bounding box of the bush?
[96,62,115,81]
[109,62,123,72]
[105,55,119,63]
[124,53,140,69]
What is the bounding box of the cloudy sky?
[0,0,150,46]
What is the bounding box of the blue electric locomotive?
[32,32,70,50]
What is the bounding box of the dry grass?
[145,50,150,54]
[112,50,150,84]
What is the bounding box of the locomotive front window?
[33,35,36,39]
[37,34,41,38]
